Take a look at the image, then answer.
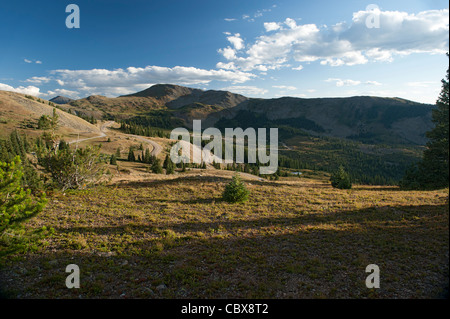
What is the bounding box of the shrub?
[37,144,105,191]
[223,173,250,203]
[330,165,352,189]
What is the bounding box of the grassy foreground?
[0,175,448,299]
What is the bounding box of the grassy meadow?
[0,173,448,299]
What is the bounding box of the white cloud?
[0,82,41,96]
[365,81,382,86]
[217,8,449,71]
[292,65,304,71]
[224,18,236,22]
[221,85,268,96]
[44,88,80,99]
[406,81,438,88]
[50,65,256,97]
[264,22,281,32]
[326,78,361,87]
[25,76,51,84]
[273,85,297,90]
[326,78,383,87]
[218,47,237,60]
[284,18,297,29]
[227,33,245,50]
[24,58,42,64]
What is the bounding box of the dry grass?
[0,175,448,299]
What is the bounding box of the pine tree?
[127,148,136,162]
[110,154,117,165]
[0,156,48,257]
[222,173,250,203]
[144,148,151,164]
[163,154,170,169]
[330,165,352,189]
[401,54,449,189]
[166,157,175,174]
[151,158,163,174]
[115,147,121,159]
[420,55,449,188]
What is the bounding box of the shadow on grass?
[53,203,448,239]
[113,175,330,189]
[1,203,448,299]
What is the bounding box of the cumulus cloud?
[264,22,281,32]
[217,8,449,71]
[50,65,256,97]
[227,33,245,50]
[218,47,237,60]
[0,82,41,96]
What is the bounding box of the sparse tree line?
[119,122,170,138]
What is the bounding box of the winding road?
[68,121,163,157]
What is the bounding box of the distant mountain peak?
[121,84,248,109]
[49,95,74,105]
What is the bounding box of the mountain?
[124,84,435,145]
[123,83,248,109]
[0,85,436,185]
[208,95,434,145]
[60,83,434,146]
[49,95,74,105]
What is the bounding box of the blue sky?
[0,0,448,103]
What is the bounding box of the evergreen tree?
[110,154,117,165]
[401,54,449,189]
[115,147,121,159]
[151,158,163,174]
[163,154,170,169]
[222,173,250,203]
[127,147,136,162]
[166,158,175,174]
[144,148,151,164]
[330,165,352,189]
[0,156,48,257]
